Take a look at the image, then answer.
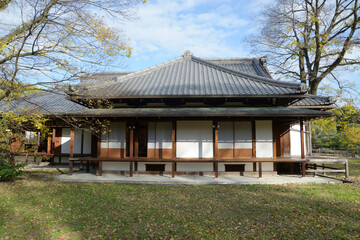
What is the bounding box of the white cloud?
[112,0,250,62]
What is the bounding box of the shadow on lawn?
[2,183,359,239]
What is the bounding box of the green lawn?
[0,167,360,239]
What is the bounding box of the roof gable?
[78,51,305,98]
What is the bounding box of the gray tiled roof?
[79,51,304,98]
[0,90,86,114]
[80,72,133,85]
[291,95,335,107]
[205,57,272,78]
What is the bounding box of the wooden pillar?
[301,162,305,177]
[273,120,277,172]
[172,162,176,178]
[259,162,262,178]
[213,121,219,178]
[300,120,305,160]
[69,160,73,175]
[172,121,176,178]
[252,119,256,172]
[52,128,56,154]
[70,128,74,158]
[300,120,305,177]
[99,161,103,176]
[97,136,101,158]
[80,130,84,156]
[214,162,218,178]
[129,124,134,177]
[47,135,52,154]
[272,120,277,158]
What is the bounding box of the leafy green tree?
[312,101,360,151]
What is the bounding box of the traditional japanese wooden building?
[6,51,335,178]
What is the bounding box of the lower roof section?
[61,107,332,118]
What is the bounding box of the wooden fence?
[312,149,359,158]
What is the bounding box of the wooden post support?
[300,120,305,160]
[258,162,262,178]
[47,135,52,154]
[129,161,133,177]
[99,161,103,176]
[273,120,277,158]
[81,130,84,156]
[213,121,219,178]
[172,121,176,178]
[172,162,176,178]
[214,162,218,178]
[86,161,90,173]
[97,136,101,158]
[70,128,74,158]
[69,160,73,175]
[252,119,256,172]
[52,128,56,154]
[129,124,134,177]
[301,162,306,177]
[345,160,349,179]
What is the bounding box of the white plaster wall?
[176,121,213,158]
[255,120,273,158]
[137,162,171,171]
[61,128,70,154]
[176,163,213,172]
[262,162,274,171]
[218,122,233,149]
[235,121,252,149]
[103,162,129,171]
[290,123,307,157]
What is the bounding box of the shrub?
[0,158,26,181]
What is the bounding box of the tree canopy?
[0,0,143,162]
[0,0,143,101]
[248,0,360,95]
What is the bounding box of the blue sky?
[110,0,359,104]
[110,0,270,72]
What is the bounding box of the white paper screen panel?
[218,122,233,149]
[61,128,70,154]
[83,131,92,154]
[176,121,213,158]
[156,122,172,149]
[109,122,126,149]
[234,121,252,149]
[255,120,273,158]
[101,122,126,149]
[148,122,156,149]
[148,122,172,149]
[101,131,108,149]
